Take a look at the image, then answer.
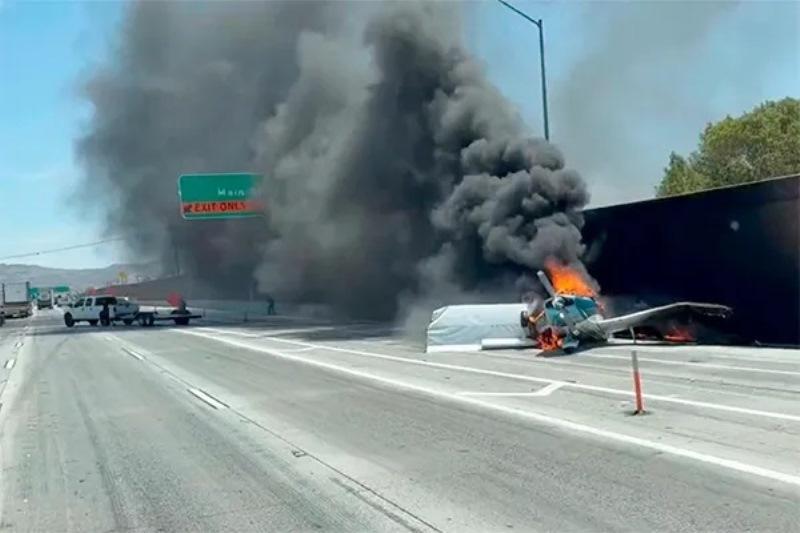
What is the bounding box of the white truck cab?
[63,295,139,327]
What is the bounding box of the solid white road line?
[530,381,566,396]
[199,327,262,338]
[206,326,800,371]
[282,346,315,353]
[598,346,800,366]
[583,352,800,377]
[4,359,15,370]
[427,344,481,353]
[460,382,566,398]
[459,391,549,397]
[174,329,800,488]
[187,387,228,410]
[478,350,800,402]
[250,335,800,423]
[200,324,403,339]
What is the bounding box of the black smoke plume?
[77,1,590,320]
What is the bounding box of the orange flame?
[537,328,563,351]
[527,313,562,351]
[545,259,597,297]
[664,327,695,343]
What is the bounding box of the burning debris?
[521,261,731,352]
[663,327,696,343]
[543,259,597,298]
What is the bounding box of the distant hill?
[0,263,162,292]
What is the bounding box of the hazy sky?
[1,0,123,268]
[1,0,797,268]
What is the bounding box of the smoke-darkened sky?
[74,1,591,318]
[1,0,797,268]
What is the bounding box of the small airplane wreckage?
[521,262,733,353]
[425,261,732,354]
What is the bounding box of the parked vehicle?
[37,288,53,309]
[63,295,199,327]
[1,282,31,318]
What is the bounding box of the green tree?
[656,98,800,197]
[656,152,709,197]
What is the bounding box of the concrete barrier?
[139,300,334,325]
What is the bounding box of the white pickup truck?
[63,295,198,327]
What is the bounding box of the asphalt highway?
[0,309,798,532]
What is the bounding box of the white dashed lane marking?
[187,387,229,410]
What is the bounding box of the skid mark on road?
[71,378,131,530]
[174,329,800,488]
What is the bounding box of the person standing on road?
[100,301,111,327]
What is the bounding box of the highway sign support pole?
[631,350,645,414]
[172,240,181,277]
[245,283,254,323]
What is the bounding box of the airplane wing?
[596,302,732,334]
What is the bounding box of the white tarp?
[425,303,533,353]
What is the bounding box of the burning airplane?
[521,262,733,353]
[424,261,732,355]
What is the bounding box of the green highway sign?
[29,286,69,299]
[178,173,264,220]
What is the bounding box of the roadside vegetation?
[656,97,800,197]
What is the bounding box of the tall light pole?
[495,0,550,141]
